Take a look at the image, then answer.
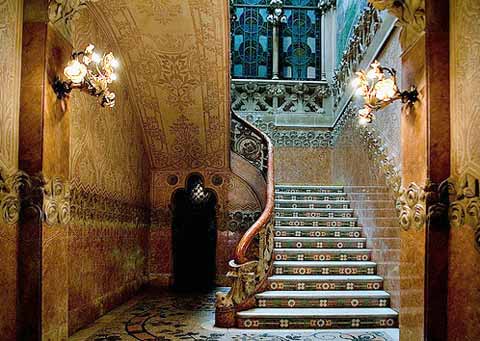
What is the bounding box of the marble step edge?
[275,237,366,242]
[268,275,383,281]
[275,248,372,254]
[275,216,357,221]
[237,307,398,318]
[256,290,390,300]
[274,261,377,267]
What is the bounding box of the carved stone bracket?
[449,174,480,251]
[368,0,425,50]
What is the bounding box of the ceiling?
[79,0,231,171]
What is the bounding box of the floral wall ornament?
[449,174,480,251]
[54,44,119,108]
[43,176,71,225]
[368,0,425,49]
[396,182,426,230]
[351,61,418,124]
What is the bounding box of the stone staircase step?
[274,237,366,249]
[274,227,362,238]
[274,248,372,261]
[273,261,376,276]
[256,290,390,308]
[268,275,383,291]
[236,308,398,329]
[276,217,357,228]
[275,210,354,219]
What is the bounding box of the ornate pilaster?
[368,0,425,50]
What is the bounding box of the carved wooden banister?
[215,112,275,328]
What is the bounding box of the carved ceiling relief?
[88,0,230,171]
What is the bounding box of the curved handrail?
[230,112,275,265]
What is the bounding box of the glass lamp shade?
[374,78,397,101]
[64,59,87,84]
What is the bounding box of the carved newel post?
[267,0,287,80]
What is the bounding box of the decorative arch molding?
[368,0,425,50]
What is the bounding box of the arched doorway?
[171,174,217,291]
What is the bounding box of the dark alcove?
[171,174,217,291]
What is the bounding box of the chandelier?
[54,44,119,108]
[351,61,418,125]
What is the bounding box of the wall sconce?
[53,44,119,108]
[351,61,418,125]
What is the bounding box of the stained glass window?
[231,0,321,80]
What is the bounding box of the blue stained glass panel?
[281,7,320,79]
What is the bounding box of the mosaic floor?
[69,288,399,341]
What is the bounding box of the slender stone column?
[267,0,286,80]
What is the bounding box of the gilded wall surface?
[449,0,480,339]
[0,0,23,339]
[68,10,152,334]
[275,147,333,184]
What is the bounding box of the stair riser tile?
[276,203,351,209]
[273,266,376,276]
[276,187,344,193]
[274,240,366,249]
[268,281,383,291]
[276,194,349,201]
[275,211,354,218]
[276,220,358,228]
[256,297,390,308]
[274,230,362,238]
[274,252,371,262]
[237,316,398,329]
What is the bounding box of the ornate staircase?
[235,184,399,329]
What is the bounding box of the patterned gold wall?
[0,1,23,339]
[0,0,22,171]
[449,0,480,339]
[68,8,152,334]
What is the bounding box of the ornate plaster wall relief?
[332,102,401,193]
[70,181,150,230]
[231,80,331,116]
[333,5,383,109]
[396,182,426,230]
[449,174,480,251]
[0,0,22,171]
[0,168,23,225]
[243,114,333,148]
[368,0,425,50]
[43,176,71,225]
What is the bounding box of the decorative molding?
[70,182,150,229]
[368,0,425,50]
[318,0,336,14]
[449,174,480,251]
[332,6,383,110]
[396,182,426,230]
[243,114,333,148]
[224,211,262,232]
[232,79,331,116]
